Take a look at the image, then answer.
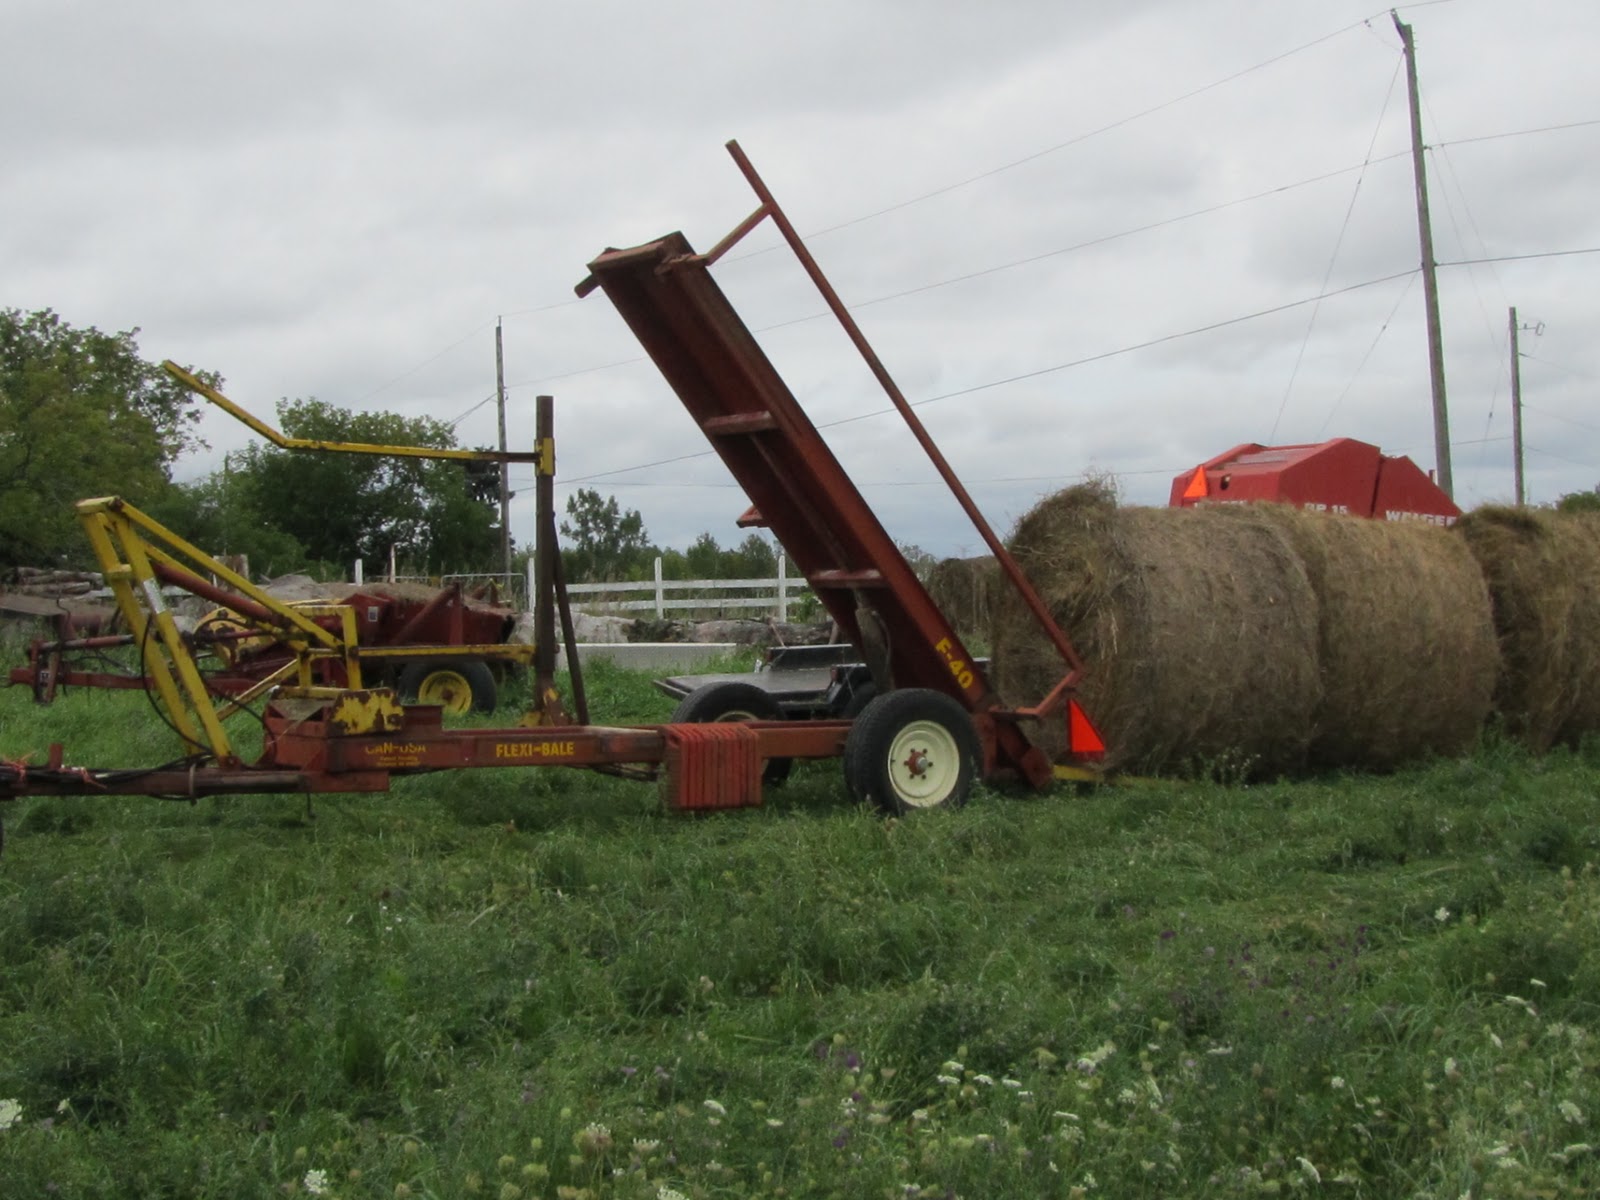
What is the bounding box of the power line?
[725,10,1396,260]
[1271,54,1404,442]
[505,155,1417,396]
[562,268,1420,485]
[350,321,493,405]
[1439,247,1600,267]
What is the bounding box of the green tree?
[232,399,500,575]
[728,531,777,578]
[684,531,723,580]
[559,488,653,581]
[141,466,313,580]
[1557,488,1600,513]
[0,309,207,568]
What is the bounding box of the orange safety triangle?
[1182,466,1208,500]
[1067,700,1106,756]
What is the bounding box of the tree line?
[0,308,786,585]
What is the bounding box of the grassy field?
[2,659,1600,1199]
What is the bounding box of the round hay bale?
[926,556,998,646]
[1457,507,1600,750]
[991,483,1322,777]
[1258,507,1498,768]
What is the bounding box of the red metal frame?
[576,142,1100,785]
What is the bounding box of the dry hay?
[926,556,999,646]
[1259,507,1498,769]
[990,483,1322,777]
[1457,506,1600,750]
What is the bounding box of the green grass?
[3,665,1600,1199]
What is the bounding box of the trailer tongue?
[0,143,1103,826]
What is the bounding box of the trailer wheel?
[398,658,497,715]
[843,689,980,815]
[669,681,791,786]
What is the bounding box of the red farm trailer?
[0,142,1104,832]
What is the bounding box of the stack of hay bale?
[925,555,999,648]
[991,481,1519,776]
[1457,507,1600,752]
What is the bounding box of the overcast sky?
[6,0,1598,565]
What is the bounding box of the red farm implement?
[0,143,1103,830]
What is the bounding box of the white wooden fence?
[541,556,809,621]
[356,557,811,620]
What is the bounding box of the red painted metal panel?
[1372,455,1461,524]
[662,723,763,810]
[585,243,995,700]
[1169,438,1455,521]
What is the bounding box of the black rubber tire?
[397,658,498,715]
[843,688,981,815]
[840,680,878,720]
[669,681,792,787]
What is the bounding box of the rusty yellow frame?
[162,362,544,464]
[77,497,374,760]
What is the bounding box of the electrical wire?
[561,268,1420,485]
[1271,54,1404,442]
[723,8,1400,263]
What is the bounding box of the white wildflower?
[766,1117,784,1128]
[1297,1156,1321,1184]
[1001,1077,1022,1089]
[0,1099,20,1131]
[702,1099,726,1117]
[1435,907,1451,923]
[632,1138,660,1154]
[1560,1100,1585,1124]
[973,1074,995,1087]
[303,1168,329,1196]
[936,1074,960,1086]
[658,1188,689,1200]
[1206,1044,1234,1057]
[1330,1076,1346,1090]
[941,1060,964,1074]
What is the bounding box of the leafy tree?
[231,399,500,575]
[684,531,723,580]
[559,488,653,581]
[728,532,777,578]
[141,465,313,580]
[0,309,207,568]
[1557,488,1600,514]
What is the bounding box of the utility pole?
[1393,12,1452,500]
[1509,306,1525,507]
[495,318,512,579]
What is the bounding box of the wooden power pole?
[495,318,512,578]
[1509,306,1527,507]
[1393,12,1453,500]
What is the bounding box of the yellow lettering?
[493,741,578,761]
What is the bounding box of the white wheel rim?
[885,719,962,808]
[714,709,760,723]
